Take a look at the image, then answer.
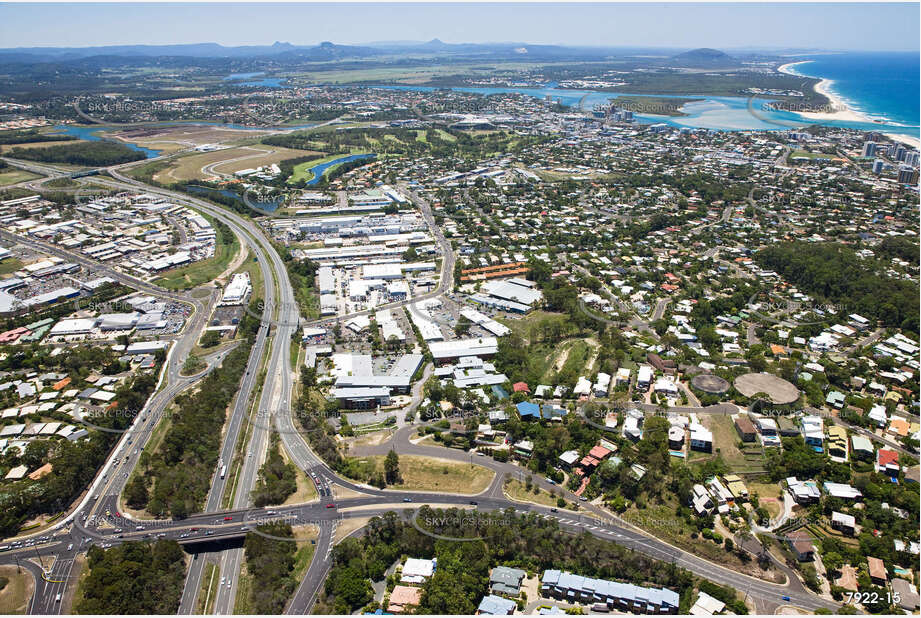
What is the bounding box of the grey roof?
[490,566,526,596]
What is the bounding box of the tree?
[125,475,149,509]
[384,450,400,485]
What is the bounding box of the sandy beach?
[885,133,921,149]
[777,61,872,123]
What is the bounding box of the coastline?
[777,60,872,123]
[885,132,921,149]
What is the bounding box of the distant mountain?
[668,48,740,67]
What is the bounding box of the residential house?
[734,416,756,442]
[787,530,815,561]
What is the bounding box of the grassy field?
[0,258,24,275]
[153,216,240,290]
[292,524,319,579]
[234,249,265,303]
[701,415,767,473]
[747,480,784,518]
[196,562,218,615]
[0,169,40,186]
[0,564,33,614]
[354,454,495,494]
[281,442,318,505]
[504,478,563,508]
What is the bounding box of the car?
[55,594,62,603]
[550,508,558,513]
[221,577,225,586]
[190,527,199,531]
[402,497,412,502]
[135,525,144,531]
[579,496,588,502]
[326,503,336,509]
[223,516,233,521]
[469,501,478,505]
[67,544,73,551]
[114,528,122,533]
[205,531,214,536]
[782,596,791,602]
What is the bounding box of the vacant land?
[154,216,240,290]
[0,258,24,275]
[701,415,767,473]
[622,499,782,581]
[355,454,494,494]
[0,168,40,186]
[505,478,563,508]
[0,564,34,614]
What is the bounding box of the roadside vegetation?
[75,541,185,614]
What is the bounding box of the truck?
[220,465,227,479]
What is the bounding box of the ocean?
[784,51,919,129]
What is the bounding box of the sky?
[0,2,918,51]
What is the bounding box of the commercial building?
[428,337,498,362]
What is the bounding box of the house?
[830,511,856,535]
[891,578,920,612]
[668,425,685,450]
[787,530,815,561]
[636,365,653,390]
[867,557,887,585]
[400,557,436,584]
[787,477,821,504]
[867,404,888,428]
[734,416,756,442]
[512,382,530,394]
[850,435,874,460]
[516,402,540,420]
[801,415,824,450]
[689,423,713,453]
[827,425,848,460]
[388,586,423,613]
[825,391,846,409]
[777,416,799,437]
[876,448,900,476]
[690,484,713,516]
[834,565,858,592]
[823,481,862,500]
[513,440,533,459]
[477,595,517,615]
[689,591,725,616]
[723,474,748,501]
[489,566,526,597]
[559,450,580,469]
